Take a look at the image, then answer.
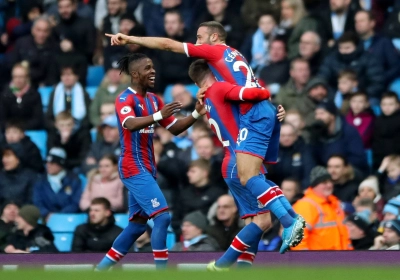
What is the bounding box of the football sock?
[265,181,297,218]
[246,175,294,228]
[236,232,261,268]
[151,212,171,269]
[215,223,263,268]
[96,221,147,270]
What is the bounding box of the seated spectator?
[7,16,58,88]
[171,211,219,251]
[327,155,362,203]
[99,103,117,125]
[298,31,324,76]
[4,121,44,173]
[276,58,311,110]
[258,39,290,94]
[82,115,120,174]
[80,155,124,213]
[345,92,374,149]
[4,205,58,253]
[281,178,302,203]
[355,10,400,85]
[370,220,400,250]
[382,196,400,222]
[318,32,384,102]
[0,202,18,252]
[268,123,314,189]
[177,121,210,162]
[46,66,91,130]
[0,144,37,206]
[284,109,310,143]
[378,156,400,202]
[89,62,128,127]
[47,111,91,171]
[372,92,400,170]
[134,225,152,252]
[334,70,359,114]
[354,198,380,230]
[171,84,196,117]
[0,63,44,131]
[33,147,82,220]
[72,197,123,252]
[354,176,385,220]
[310,100,368,174]
[345,211,378,250]
[172,159,225,234]
[207,195,242,250]
[292,166,352,250]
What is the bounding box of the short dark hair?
[118,53,148,75]
[257,12,278,23]
[60,65,79,76]
[165,9,183,23]
[270,38,288,52]
[282,177,301,191]
[189,159,210,172]
[338,31,359,46]
[188,59,211,84]
[5,121,24,132]
[100,154,118,165]
[338,69,357,81]
[199,21,227,41]
[356,198,377,212]
[328,154,349,166]
[58,0,77,4]
[290,57,309,69]
[381,91,400,103]
[350,91,368,101]
[356,9,376,21]
[91,197,111,210]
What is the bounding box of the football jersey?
[115,87,177,179]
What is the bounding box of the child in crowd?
[379,156,400,202]
[334,69,359,114]
[354,176,384,220]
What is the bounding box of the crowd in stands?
[1,0,400,253]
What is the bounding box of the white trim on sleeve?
[239,87,245,101]
[165,118,178,130]
[183,43,190,57]
[122,116,135,129]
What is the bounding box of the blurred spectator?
[284,109,311,143]
[4,121,44,173]
[355,10,400,85]
[377,155,400,202]
[258,39,290,92]
[172,159,225,234]
[370,220,400,250]
[89,61,128,127]
[47,111,91,171]
[33,147,82,220]
[53,0,96,63]
[46,0,95,21]
[292,166,352,250]
[82,115,120,174]
[327,154,361,203]
[268,123,314,189]
[80,155,124,213]
[4,205,58,253]
[345,211,378,250]
[72,197,123,252]
[354,198,380,230]
[275,58,311,111]
[372,92,400,169]
[382,196,400,222]
[171,84,196,117]
[0,63,44,130]
[310,100,368,173]
[345,92,374,148]
[240,0,281,30]
[0,201,18,252]
[207,195,242,250]
[258,220,282,252]
[318,32,385,101]
[354,176,384,220]
[281,178,303,203]
[7,16,58,88]
[0,144,37,206]
[46,66,91,130]
[134,225,152,252]
[171,211,219,251]
[334,69,359,114]
[154,10,192,93]
[101,0,126,38]
[298,31,324,76]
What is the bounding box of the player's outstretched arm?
[167,102,206,136]
[105,33,185,53]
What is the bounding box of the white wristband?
[192,110,201,119]
[153,111,163,122]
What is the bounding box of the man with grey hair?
[298,31,325,76]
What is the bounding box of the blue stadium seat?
[114,214,129,229]
[90,128,98,142]
[79,174,87,190]
[25,130,48,159]
[47,213,87,233]
[86,66,105,87]
[53,233,74,252]
[372,105,381,116]
[389,78,400,99]
[365,149,373,171]
[86,86,98,99]
[163,84,199,103]
[38,86,54,112]
[166,232,176,249]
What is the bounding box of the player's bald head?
[189,59,212,86]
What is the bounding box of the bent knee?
[253,213,272,231]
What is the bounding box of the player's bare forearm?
[130,36,184,53]
[124,116,156,132]
[168,116,197,136]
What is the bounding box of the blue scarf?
[251,28,269,69]
[183,234,208,249]
[53,82,87,121]
[47,170,67,194]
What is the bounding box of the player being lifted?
[106,21,305,254]
[96,53,206,271]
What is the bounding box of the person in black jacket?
[0,63,44,131]
[0,201,19,252]
[72,198,123,253]
[4,205,58,253]
[345,211,378,250]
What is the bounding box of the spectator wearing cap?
[382,196,400,222]
[0,202,19,252]
[171,211,219,251]
[33,147,82,221]
[292,166,352,250]
[370,220,400,250]
[310,100,368,174]
[72,197,123,252]
[134,225,153,252]
[4,205,58,253]
[345,210,378,250]
[354,176,385,220]
[82,115,120,174]
[0,144,38,207]
[80,154,124,213]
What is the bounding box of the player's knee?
[239,174,252,186]
[253,214,272,231]
[125,221,147,237]
[153,211,171,228]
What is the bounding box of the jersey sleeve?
[115,94,136,129]
[182,43,218,60]
[222,83,271,102]
[155,96,177,130]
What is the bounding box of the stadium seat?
[79,174,87,190]
[86,66,105,87]
[25,130,48,159]
[86,86,98,99]
[365,149,373,171]
[47,213,87,233]
[372,105,381,116]
[114,214,129,229]
[166,232,176,249]
[389,78,400,99]
[90,128,98,142]
[163,83,199,103]
[38,86,54,112]
[53,233,74,252]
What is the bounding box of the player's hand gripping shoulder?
[196,86,209,105]
[105,33,130,46]
[277,105,286,122]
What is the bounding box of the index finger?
[105,33,114,37]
